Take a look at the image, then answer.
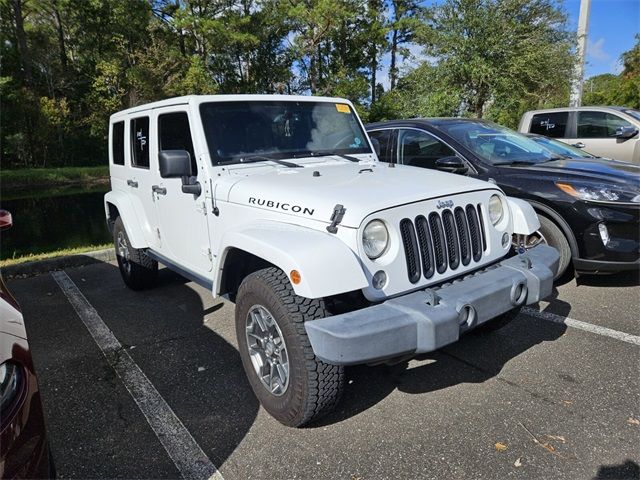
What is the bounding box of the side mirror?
[614,126,639,139]
[435,156,469,174]
[159,150,192,178]
[158,150,201,196]
[370,137,381,157]
[0,210,13,230]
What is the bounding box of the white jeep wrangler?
[104,95,559,427]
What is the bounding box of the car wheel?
[513,215,571,280]
[113,217,158,290]
[235,267,344,427]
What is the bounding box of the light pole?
[569,0,592,107]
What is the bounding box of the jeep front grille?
[400,204,487,283]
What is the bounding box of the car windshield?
[199,100,371,165]
[435,120,557,165]
[623,109,640,122]
[529,136,596,159]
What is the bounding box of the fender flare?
[506,197,540,235]
[525,199,580,257]
[216,222,368,299]
[104,190,149,249]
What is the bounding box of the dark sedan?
[366,119,640,278]
[0,210,54,478]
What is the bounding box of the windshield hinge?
[326,204,346,234]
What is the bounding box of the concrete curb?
[2,248,115,279]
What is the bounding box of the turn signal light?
[290,270,301,285]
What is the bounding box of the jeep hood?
[224,162,497,227]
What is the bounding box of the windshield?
[530,136,596,158]
[199,100,371,165]
[623,109,640,122]
[435,120,557,165]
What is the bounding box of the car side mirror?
[159,150,192,178]
[0,210,13,230]
[615,126,639,139]
[435,156,469,174]
[370,137,381,157]
[158,150,201,196]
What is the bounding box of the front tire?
[514,215,571,280]
[113,217,158,290]
[235,267,344,427]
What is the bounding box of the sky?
[378,0,640,89]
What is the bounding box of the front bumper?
[305,245,559,365]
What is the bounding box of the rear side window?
[111,121,125,165]
[158,112,196,173]
[577,111,633,138]
[530,112,568,138]
[131,116,150,168]
[368,129,393,163]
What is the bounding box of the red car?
[0,210,54,478]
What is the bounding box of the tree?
[416,0,575,121]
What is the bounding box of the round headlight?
[362,220,389,259]
[488,194,504,226]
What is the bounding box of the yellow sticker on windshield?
[335,103,350,113]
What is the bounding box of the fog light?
[598,223,610,247]
[502,232,510,248]
[372,270,387,290]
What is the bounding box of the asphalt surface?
[8,261,640,480]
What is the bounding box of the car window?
[623,109,640,122]
[111,121,125,165]
[368,129,393,163]
[577,111,633,138]
[530,136,595,158]
[200,101,371,165]
[397,129,455,169]
[530,112,568,138]
[131,116,150,169]
[158,112,196,173]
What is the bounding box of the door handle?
[572,142,585,149]
[152,185,167,195]
[127,179,138,188]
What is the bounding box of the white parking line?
[522,306,640,347]
[52,271,223,480]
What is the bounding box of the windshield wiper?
[237,154,301,168]
[293,150,360,162]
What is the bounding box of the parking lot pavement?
[8,262,640,480]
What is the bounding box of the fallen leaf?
[562,400,573,406]
[627,417,640,426]
[514,457,522,467]
[495,442,508,452]
[546,435,566,443]
[541,443,556,453]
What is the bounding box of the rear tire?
[235,267,344,427]
[113,217,157,290]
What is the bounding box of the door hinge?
[201,247,212,261]
[156,228,161,240]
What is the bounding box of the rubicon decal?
[248,197,315,216]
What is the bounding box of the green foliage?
[583,36,640,109]
[0,0,633,168]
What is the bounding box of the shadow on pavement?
[312,303,567,427]
[10,262,260,477]
[576,270,640,288]
[593,460,640,479]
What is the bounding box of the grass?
[1,166,109,189]
[0,243,111,267]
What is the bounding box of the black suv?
[367,118,640,279]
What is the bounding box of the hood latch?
[326,204,346,234]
